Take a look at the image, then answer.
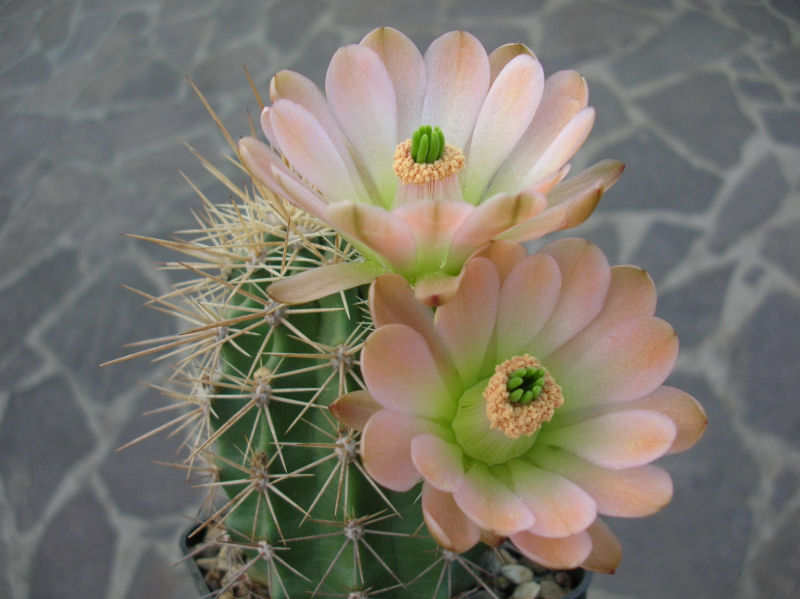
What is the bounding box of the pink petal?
[326,44,398,204]
[582,518,623,574]
[508,459,597,538]
[521,106,595,189]
[268,70,351,157]
[445,190,546,272]
[622,386,707,454]
[539,410,676,469]
[392,200,474,273]
[453,463,535,536]
[360,27,426,141]
[472,240,528,282]
[368,274,459,391]
[411,434,465,492]
[547,265,656,371]
[532,446,674,518]
[421,31,490,150]
[510,529,593,570]
[434,257,500,384]
[270,99,369,204]
[558,316,679,407]
[546,159,625,209]
[238,137,327,219]
[267,261,383,305]
[329,390,381,431]
[528,239,611,357]
[271,168,332,220]
[413,272,463,308]
[422,483,481,552]
[462,54,545,202]
[362,323,456,420]
[495,252,561,361]
[361,409,446,492]
[488,70,588,196]
[488,43,535,85]
[325,202,417,274]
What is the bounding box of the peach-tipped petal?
[495,253,561,361]
[488,42,535,84]
[411,434,465,492]
[488,70,589,195]
[238,137,326,218]
[271,167,330,220]
[521,106,595,190]
[623,386,708,454]
[362,324,456,420]
[557,317,678,407]
[434,258,499,384]
[462,54,544,201]
[546,159,625,210]
[329,391,381,432]
[413,271,462,308]
[392,200,473,272]
[582,519,623,574]
[325,202,417,274]
[508,459,597,538]
[361,409,448,492]
[422,483,481,552]
[446,189,547,271]
[547,265,656,369]
[326,44,398,203]
[528,239,610,357]
[539,410,676,470]
[532,446,674,518]
[472,240,527,281]
[421,31,490,150]
[270,99,369,204]
[269,70,352,162]
[267,261,383,305]
[510,529,593,571]
[360,27,426,141]
[453,463,535,536]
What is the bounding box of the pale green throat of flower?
[451,355,564,466]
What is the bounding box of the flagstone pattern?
[0,1,797,598]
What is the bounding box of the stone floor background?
[1,0,798,597]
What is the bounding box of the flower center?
[392,125,465,186]
[484,354,563,439]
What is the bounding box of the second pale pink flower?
[332,239,707,572]
[239,28,623,305]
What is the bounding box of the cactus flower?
[239,28,624,305]
[333,239,707,572]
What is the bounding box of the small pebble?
[501,564,534,585]
[538,579,567,599]
[511,580,541,599]
[499,547,518,564]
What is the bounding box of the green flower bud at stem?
[509,388,524,403]
[510,368,528,379]
[520,390,534,405]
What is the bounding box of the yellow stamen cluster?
[484,354,563,439]
[392,139,465,185]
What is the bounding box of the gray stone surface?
[29,490,116,599]
[1,1,798,598]
[0,375,94,530]
[731,292,800,446]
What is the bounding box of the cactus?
[113,95,492,598]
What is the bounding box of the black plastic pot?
[181,525,592,598]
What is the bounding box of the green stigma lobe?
[410,125,445,163]
[507,367,547,404]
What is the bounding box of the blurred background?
[0,0,798,597]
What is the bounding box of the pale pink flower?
[239,28,623,305]
[332,239,707,572]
